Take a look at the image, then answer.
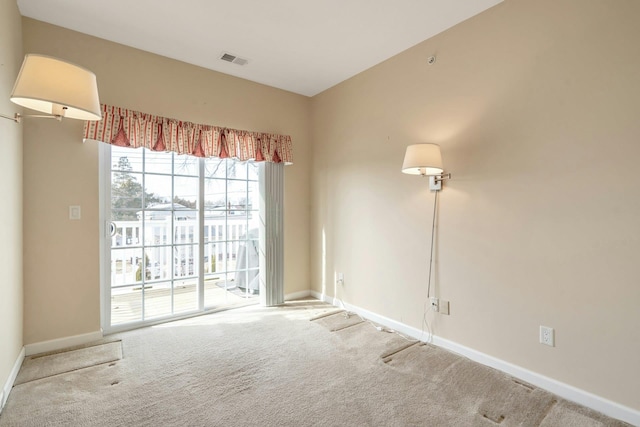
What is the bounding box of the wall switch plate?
[540,326,554,347]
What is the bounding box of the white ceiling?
[17,0,502,97]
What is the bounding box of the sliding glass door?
[202,158,261,307]
[102,145,262,331]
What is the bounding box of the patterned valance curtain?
[84,104,293,164]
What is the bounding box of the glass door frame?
[99,143,262,334]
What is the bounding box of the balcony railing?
[110,216,256,288]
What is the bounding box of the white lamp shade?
[402,143,444,175]
[10,54,101,121]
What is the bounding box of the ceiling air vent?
[219,52,249,66]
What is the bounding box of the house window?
[102,145,262,331]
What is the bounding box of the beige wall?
[22,18,311,344]
[311,0,640,411]
[0,0,23,395]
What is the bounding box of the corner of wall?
[0,0,24,414]
[0,347,25,414]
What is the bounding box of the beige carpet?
[0,300,630,426]
[14,341,122,385]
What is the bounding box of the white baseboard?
[310,291,640,427]
[24,330,103,357]
[1,347,25,413]
[285,290,312,301]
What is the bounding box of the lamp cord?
[420,189,439,344]
[427,190,439,299]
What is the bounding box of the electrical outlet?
[69,205,81,220]
[335,272,344,285]
[540,326,554,347]
[439,300,450,315]
[430,297,439,312]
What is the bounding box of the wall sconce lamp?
[402,143,451,191]
[0,54,102,123]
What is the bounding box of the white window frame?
[99,143,284,333]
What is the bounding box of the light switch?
[69,205,81,220]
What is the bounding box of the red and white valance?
[84,104,293,164]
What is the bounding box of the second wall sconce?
[402,143,451,191]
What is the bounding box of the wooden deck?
[111,278,258,325]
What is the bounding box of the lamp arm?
[433,173,452,182]
[0,112,64,123]
[0,113,19,123]
[419,172,451,181]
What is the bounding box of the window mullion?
[141,149,146,321]
[170,153,175,315]
[224,162,229,278]
[245,172,250,298]
[197,158,205,310]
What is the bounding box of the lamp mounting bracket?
[425,173,451,191]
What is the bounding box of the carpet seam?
[379,341,421,360]
[13,357,123,387]
[308,310,346,321]
[535,398,559,426]
[331,321,365,332]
